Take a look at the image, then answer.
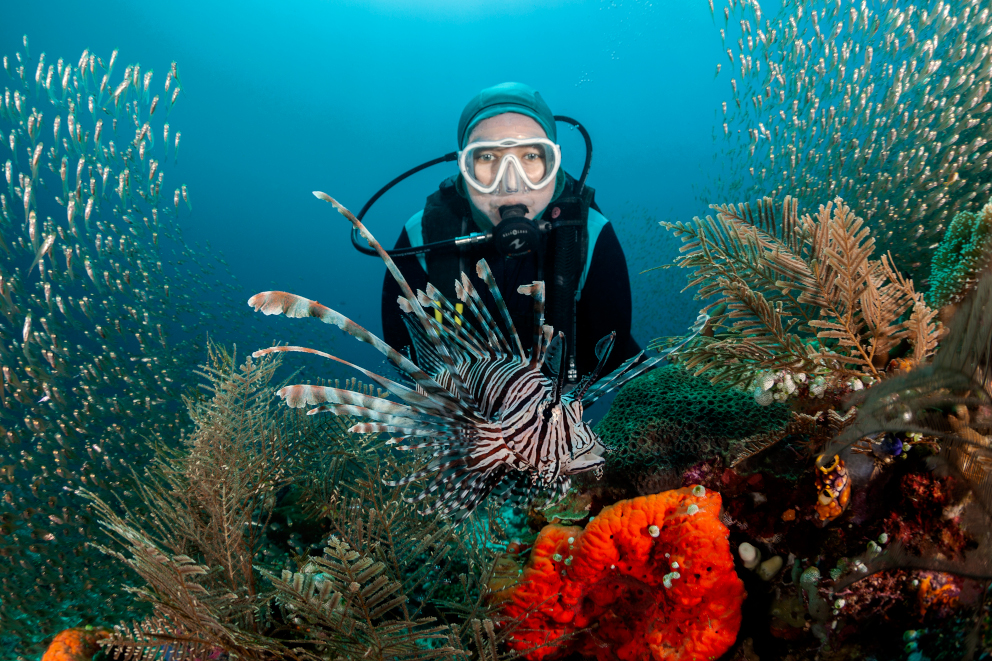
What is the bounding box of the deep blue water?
[1,0,780,373]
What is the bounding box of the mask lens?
[460,139,559,194]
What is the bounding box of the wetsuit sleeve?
[575,221,640,376]
[381,227,429,353]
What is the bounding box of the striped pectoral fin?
[248,292,471,415]
[254,346,477,423]
[348,422,463,437]
[306,403,454,432]
[278,384,429,421]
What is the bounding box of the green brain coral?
[595,364,792,474]
[927,202,992,308]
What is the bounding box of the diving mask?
[458,137,561,195]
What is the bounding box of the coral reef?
[824,271,992,523]
[494,488,745,661]
[927,201,992,308]
[661,196,941,389]
[594,363,791,482]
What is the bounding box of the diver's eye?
[477,152,496,162]
[523,151,542,161]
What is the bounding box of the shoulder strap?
[544,174,597,382]
[422,176,470,300]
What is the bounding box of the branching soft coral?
[495,488,745,661]
[659,196,941,388]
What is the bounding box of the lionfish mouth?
[247,191,704,521]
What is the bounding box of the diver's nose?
[502,159,521,193]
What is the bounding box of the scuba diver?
[373,82,640,383]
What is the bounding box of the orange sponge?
[41,627,111,661]
[498,488,745,661]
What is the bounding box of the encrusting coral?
[594,364,791,480]
[660,196,942,390]
[493,487,745,661]
[926,201,992,309]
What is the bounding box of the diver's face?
[465,113,555,226]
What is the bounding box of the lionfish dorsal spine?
[315,191,478,408]
[476,259,526,359]
[516,281,549,368]
[457,272,510,355]
[421,286,489,360]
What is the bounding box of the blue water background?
[1,0,781,382]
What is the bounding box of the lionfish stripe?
[424,284,489,356]
[458,273,510,355]
[350,423,456,437]
[476,259,525,358]
[277,385,433,421]
[517,281,547,367]
[253,346,474,420]
[315,191,476,406]
[247,292,469,414]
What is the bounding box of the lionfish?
[249,192,701,521]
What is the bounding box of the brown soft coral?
[496,488,746,661]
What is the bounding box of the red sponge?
[497,487,746,661]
